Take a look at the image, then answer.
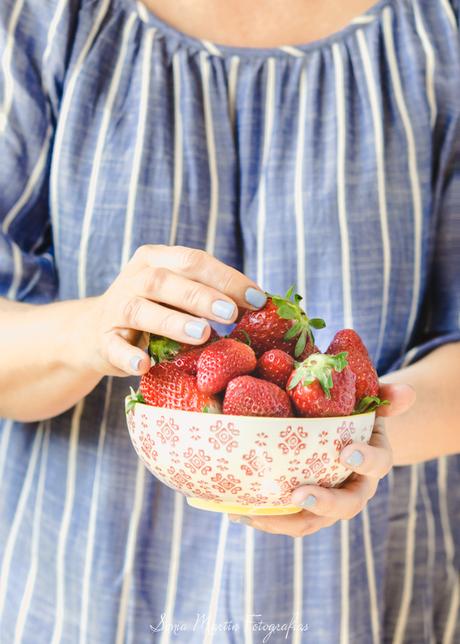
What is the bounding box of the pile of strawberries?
[134,287,385,418]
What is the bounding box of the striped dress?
[1,0,460,642]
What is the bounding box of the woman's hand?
[229,382,416,536]
[74,244,266,377]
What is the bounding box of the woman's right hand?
[76,245,267,378]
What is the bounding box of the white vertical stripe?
[256,58,276,287]
[0,419,13,483]
[412,0,437,129]
[50,401,84,644]
[200,40,223,57]
[0,0,25,133]
[350,16,375,25]
[78,14,137,297]
[438,456,460,644]
[200,51,220,256]
[42,0,68,66]
[228,56,240,133]
[294,64,307,305]
[50,0,111,267]
[168,52,184,248]
[79,377,113,644]
[340,520,350,644]
[278,45,304,57]
[419,463,436,644]
[13,423,50,643]
[6,241,23,300]
[0,423,43,622]
[2,126,53,234]
[393,464,418,644]
[121,28,155,267]
[203,515,230,644]
[115,460,146,644]
[160,493,185,644]
[244,526,254,644]
[440,0,458,30]
[136,0,149,23]
[292,538,303,644]
[356,29,391,362]
[361,508,380,643]
[332,44,353,329]
[382,8,423,350]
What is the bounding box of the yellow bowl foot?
[186,497,303,516]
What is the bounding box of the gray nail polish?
[245,287,267,309]
[211,299,236,320]
[346,450,364,466]
[184,319,208,339]
[130,355,142,371]
[299,494,317,509]
[238,516,253,526]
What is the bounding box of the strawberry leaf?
[285,285,294,300]
[148,334,181,362]
[283,320,302,341]
[294,329,307,357]
[125,387,146,414]
[309,318,326,329]
[353,396,390,414]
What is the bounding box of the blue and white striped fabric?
[1,0,460,642]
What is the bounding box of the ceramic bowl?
[125,400,375,516]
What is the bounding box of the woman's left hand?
[229,382,416,537]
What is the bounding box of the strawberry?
[256,349,294,388]
[297,338,320,361]
[140,363,221,412]
[147,329,219,375]
[230,286,325,358]
[196,338,257,394]
[326,329,379,402]
[287,353,356,417]
[223,375,293,417]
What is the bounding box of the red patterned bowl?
[125,399,375,516]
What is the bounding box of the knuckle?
[217,270,238,295]
[122,297,143,328]
[178,247,207,274]
[143,267,169,295]
[156,308,178,337]
[181,283,204,311]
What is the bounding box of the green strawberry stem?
[353,396,390,414]
[287,352,348,399]
[148,334,181,362]
[125,387,146,413]
[269,286,326,357]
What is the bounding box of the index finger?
[128,245,267,310]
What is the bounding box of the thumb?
[377,382,416,417]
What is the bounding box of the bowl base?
[186,497,303,516]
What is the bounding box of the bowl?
[125,399,375,516]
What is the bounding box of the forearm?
[382,342,460,465]
[0,297,103,422]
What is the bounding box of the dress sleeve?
[387,94,460,371]
[0,0,80,304]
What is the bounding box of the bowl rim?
[124,397,376,422]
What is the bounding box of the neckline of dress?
[128,0,393,59]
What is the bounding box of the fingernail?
[184,319,208,339]
[130,355,143,371]
[239,516,253,526]
[299,494,317,509]
[245,287,267,309]
[211,299,236,321]
[346,450,364,466]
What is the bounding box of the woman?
[0,0,459,641]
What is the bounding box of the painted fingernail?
[211,299,236,320]
[245,287,267,309]
[238,516,253,526]
[184,319,208,339]
[130,355,143,371]
[299,494,317,509]
[346,450,364,466]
